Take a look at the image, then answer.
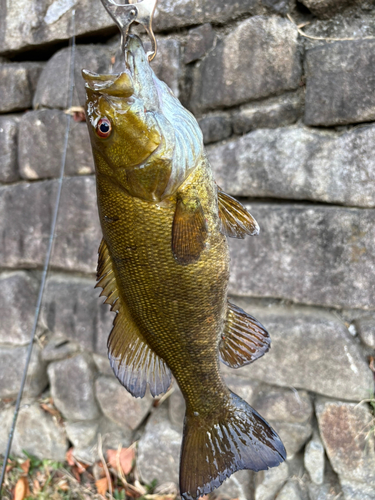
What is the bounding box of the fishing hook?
[101,0,158,61]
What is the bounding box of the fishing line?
[0,10,76,497]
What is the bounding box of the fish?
[82,34,286,500]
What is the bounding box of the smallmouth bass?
[83,35,286,500]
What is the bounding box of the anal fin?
[97,238,172,398]
[218,187,259,239]
[219,301,270,368]
[172,194,208,265]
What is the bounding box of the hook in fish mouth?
[100,0,158,61]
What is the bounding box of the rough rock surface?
[221,302,373,401]
[254,461,289,500]
[190,16,301,112]
[316,399,375,484]
[19,109,94,180]
[184,24,216,64]
[0,177,101,273]
[41,335,80,362]
[0,63,44,112]
[255,387,313,456]
[228,204,375,310]
[208,124,375,207]
[0,115,19,183]
[33,45,114,110]
[305,40,375,126]
[0,402,68,461]
[304,433,325,485]
[150,39,181,97]
[0,345,47,398]
[300,0,356,19]
[0,271,39,345]
[48,353,100,421]
[137,406,182,487]
[95,375,153,431]
[216,470,254,500]
[198,113,232,144]
[232,91,302,135]
[356,316,375,349]
[40,275,113,356]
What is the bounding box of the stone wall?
[1,0,375,499]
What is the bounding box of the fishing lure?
[83,1,286,498]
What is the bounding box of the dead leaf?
[13,477,30,500]
[95,477,108,496]
[72,466,82,483]
[20,459,30,474]
[33,479,41,494]
[369,356,375,373]
[57,479,69,491]
[66,448,75,467]
[107,447,135,475]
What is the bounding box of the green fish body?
[83,35,286,500]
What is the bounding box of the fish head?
[83,35,203,201]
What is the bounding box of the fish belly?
[97,161,230,413]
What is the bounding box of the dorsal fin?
[217,187,259,239]
[96,238,172,398]
[172,194,208,265]
[219,301,270,368]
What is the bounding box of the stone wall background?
[1,0,375,499]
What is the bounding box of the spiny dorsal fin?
[172,195,208,265]
[96,238,172,398]
[219,301,270,368]
[217,187,259,239]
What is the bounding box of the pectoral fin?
[97,239,172,398]
[219,301,270,368]
[172,195,208,265]
[218,187,259,239]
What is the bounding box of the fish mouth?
[82,35,159,111]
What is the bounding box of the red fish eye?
[96,118,112,138]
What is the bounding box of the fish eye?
[96,117,112,138]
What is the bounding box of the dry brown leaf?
[95,476,108,496]
[57,479,69,491]
[13,477,30,500]
[20,459,30,474]
[33,478,41,494]
[107,447,135,475]
[66,448,75,467]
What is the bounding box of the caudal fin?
[179,390,286,500]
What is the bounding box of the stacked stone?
[0,0,375,499]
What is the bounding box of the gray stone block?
[216,470,254,500]
[137,406,181,487]
[0,0,115,55]
[34,45,114,110]
[304,433,325,485]
[255,461,289,500]
[316,399,375,485]
[40,275,113,355]
[0,402,68,461]
[356,317,375,349]
[18,109,94,180]
[41,335,80,362]
[221,302,374,400]
[0,176,101,273]
[184,24,216,64]
[0,271,39,345]
[208,124,375,207]
[198,113,232,144]
[305,40,375,126]
[0,115,19,183]
[254,387,313,456]
[227,204,375,310]
[48,353,101,421]
[232,91,303,135]
[276,480,303,500]
[95,375,153,431]
[0,344,47,398]
[190,16,301,112]
[340,478,375,500]
[0,63,44,112]
[300,0,356,18]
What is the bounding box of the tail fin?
[179,391,286,500]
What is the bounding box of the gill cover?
[83,35,204,202]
